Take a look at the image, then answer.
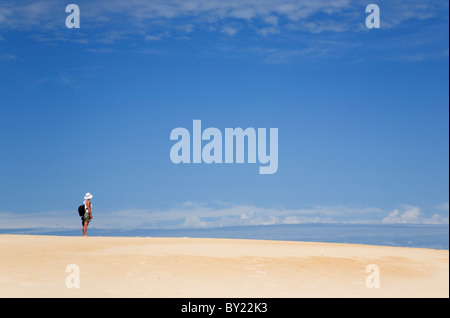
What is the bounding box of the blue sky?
[0,0,448,229]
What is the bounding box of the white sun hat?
[84,193,93,200]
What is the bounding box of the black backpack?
[78,204,86,217]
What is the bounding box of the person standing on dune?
[82,193,93,237]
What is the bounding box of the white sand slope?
[0,235,448,298]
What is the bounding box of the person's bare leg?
[82,221,88,237]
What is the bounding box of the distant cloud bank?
[382,205,449,225]
[1,201,448,230]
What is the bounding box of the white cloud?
[382,208,416,224]
[1,53,18,60]
[0,0,57,29]
[436,202,449,212]
[0,203,353,229]
[382,205,449,224]
[2,0,445,35]
[181,215,210,228]
[378,0,447,28]
[426,214,449,225]
[2,201,448,230]
[0,0,446,63]
[221,25,239,36]
[100,0,351,23]
[255,26,279,37]
[263,15,278,26]
[85,48,114,54]
[145,34,162,41]
[282,215,333,224]
[112,202,381,228]
[402,206,421,221]
[0,210,78,229]
[299,20,350,33]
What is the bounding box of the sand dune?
[0,235,448,298]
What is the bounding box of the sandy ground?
[0,235,448,298]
